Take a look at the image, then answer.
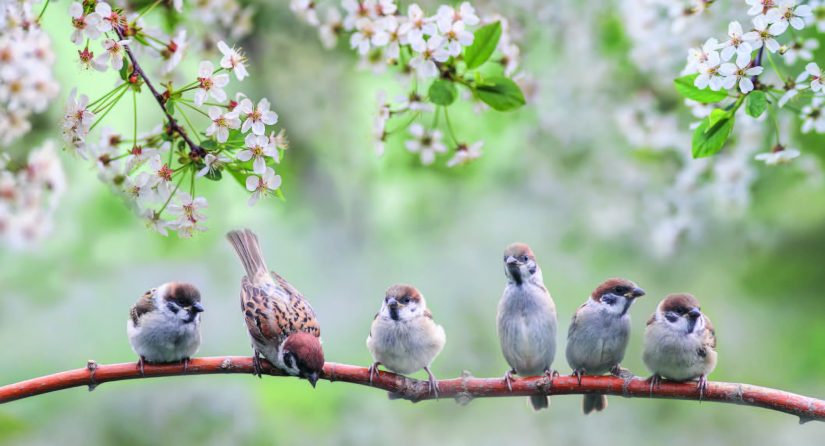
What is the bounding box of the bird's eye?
[615,287,627,294]
[401,297,411,304]
[520,255,529,262]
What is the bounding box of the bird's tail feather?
[530,395,549,411]
[582,393,607,414]
[226,229,268,277]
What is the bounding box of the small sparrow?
[565,278,645,414]
[227,229,325,387]
[367,284,446,397]
[643,293,717,398]
[127,282,205,373]
[496,242,557,411]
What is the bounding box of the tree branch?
[116,27,205,158]
[0,356,822,423]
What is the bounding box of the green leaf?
[674,74,729,104]
[746,90,767,118]
[205,168,222,181]
[474,76,526,111]
[463,21,502,69]
[707,108,729,128]
[428,79,457,106]
[119,57,129,81]
[200,140,218,151]
[692,114,735,158]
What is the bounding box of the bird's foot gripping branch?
[1,357,824,424]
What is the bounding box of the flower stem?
[443,107,458,145]
[37,0,50,22]
[135,0,163,21]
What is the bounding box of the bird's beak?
[505,255,518,265]
[193,302,205,313]
[387,297,399,309]
[307,372,319,388]
[626,287,646,299]
[688,308,701,319]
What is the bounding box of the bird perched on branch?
[367,284,446,397]
[127,282,205,374]
[496,242,557,411]
[227,229,324,387]
[566,278,645,414]
[643,293,717,399]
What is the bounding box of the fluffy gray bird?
[127,282,205,373]
[496,242,557,411]
[643,293,717,399]
[367,284,446,397]
[565,278,645,414]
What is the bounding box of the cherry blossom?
[246,167,282,206]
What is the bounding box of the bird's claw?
[572,368,585,386]
[698,375,708,402]
[611,364,634,379]
[251,351,263,378]
[137,356,146,377]
[182,357,190,373]
[424,366,439,399]
[503,369,516,392]
[368,362,381,386]
[544,369,558,388]
[648,374,661,397]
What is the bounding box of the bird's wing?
[241,276,291,346]
[703,315,717,350]
[129,290,155,327]
[272,272,321,338]
[646,312,656,326]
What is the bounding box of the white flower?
[124,172,158,209]
[755,146,801,164]
[694,51,724,91]
[94,2,125,33]
[245,167,282,206]
[146,155,174,193]
[237,134,277,174]
[269,128,289,150]
[239,98,278,135]
[61,88,94,150]
[167,192,208,237]
[752,15,782,53]
[778,84,803,107]
[685,38,721,74]
[217,41,248,81]
[69,2,102,45]
[719,58,763,93]
[350,18,389,55]
[410,35,449,78]
[399,3,437,47]
[436,2,479,27]
[781,38,818,65]
[94,39,129,72]
[161,30,188,74]
[746,0,776,16]
[318,7,343,49]
[796,62,824,92]
[342,0,371,30]
[447,141,483,167]
[379,16,404,61]
[370,0,398,18]
[765,0,811,34]
[141,209,169,236]
[125,143,166,170]
[437,19,474,57]
[801,98,825,132]
[397,91,435,112]
[205,107,240,142]
[290,0,319,26]
[196,153,231,178]
[405,123,446,165]
[194,61,229,106]
[719,21,758,63]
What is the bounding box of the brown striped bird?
[227,229,324,386]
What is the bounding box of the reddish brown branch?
[0,356,822,422]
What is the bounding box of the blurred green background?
[2,1,825,445]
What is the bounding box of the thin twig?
[115,27,205,159]
[0,357,823,423]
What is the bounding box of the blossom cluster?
[291,0,527,167]
[61,0,288,238]
[0,141,66,249]
[678,0,825,165]
[0,0,60,146]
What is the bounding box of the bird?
[127,282,205,374]
[642,293,717,399]
[366,284,446,397]
[565,278,645,414]
[496,242,557,411]
[226,229,325,387]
